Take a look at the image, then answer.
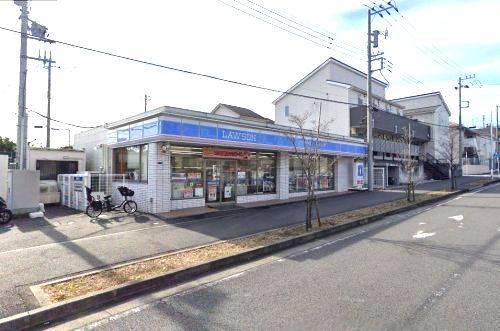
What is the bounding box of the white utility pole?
[15,0,29,169]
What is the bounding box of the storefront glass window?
[289,154,335,192]
[259,155,276,193]
[113,144,148,182]
[236,152,276,195]
[237,159,258,195]
[171,146,204,200]
[317,156,335,190]
[289,155,307,192]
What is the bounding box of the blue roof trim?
[108,119,367,156]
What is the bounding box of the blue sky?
[0,0,499,147]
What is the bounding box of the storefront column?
[336,157,353,192]
[147,142,170,213]
[277,152,289,200]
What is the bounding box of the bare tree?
[286,104,333,231]
[437,126,460,190]
[398,124,419,201]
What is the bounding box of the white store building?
[75,105,367,214]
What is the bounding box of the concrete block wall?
[112,181,149,212]
[171,198,205,210]
[149,142,170,213]
[236,194,277,204]
[289,189,336,199]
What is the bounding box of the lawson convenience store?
[99,106,367,214]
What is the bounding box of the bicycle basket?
[90,200,102,209]
[118,186,134,197]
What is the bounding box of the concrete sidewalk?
[0,176,492,321]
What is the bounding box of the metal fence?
[373,167,385,189]
[57,173,126,211]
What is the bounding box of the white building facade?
[273,58,430,187]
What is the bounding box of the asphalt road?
[0,176,485,319]
[56,180,500,331]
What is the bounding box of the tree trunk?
[314,196,321,227]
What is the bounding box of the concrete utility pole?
[15,0,29,169]
[46,52,53,148]
[490,111,494,178]
[144,94,150,112]
[26,52,56,148]
[366,9,373,191]
[366,1,397,191]
[497,105,499,172]
[456,74,474,175]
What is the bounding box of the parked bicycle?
[0,196,12,224]
[85,186,138,218]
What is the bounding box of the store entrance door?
[205,159,236,204]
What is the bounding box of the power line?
[0,25,364,110]
[216,0,360,59]
[380,1,472,78]
[242,0,364,53]
[219,0,422,87]
[28,109,97,129]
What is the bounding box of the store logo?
[221,129,257,142]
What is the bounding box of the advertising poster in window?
[224,185,232,198]
[183,187,194,199]
[319,177,328,189]
[208,185,217,201]
[194,187,204,198]
[356,162,364,188]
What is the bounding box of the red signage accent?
[203,147,250,160]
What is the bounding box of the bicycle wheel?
[123,200,137,214]
[0,210,12,224]
[86,204,102,218]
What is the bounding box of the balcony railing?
[373,138,421,156]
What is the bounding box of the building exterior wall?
[328,61,386,98]
[73,127,109,172]
[111,142,171,213]
[274,64,351,137]
[396,93,450,161]
[336,157,353,192]
[27,148,86,173]
[212,107,238,118]
[0,155,8,199]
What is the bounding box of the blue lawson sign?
[109,118,367,156]
[357,164,364,177]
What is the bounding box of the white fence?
[58,173,126,211]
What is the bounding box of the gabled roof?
[212,103,267,120]
[391,91,451,116]
[273,57,388,105]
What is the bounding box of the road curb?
[0,187,486,330]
